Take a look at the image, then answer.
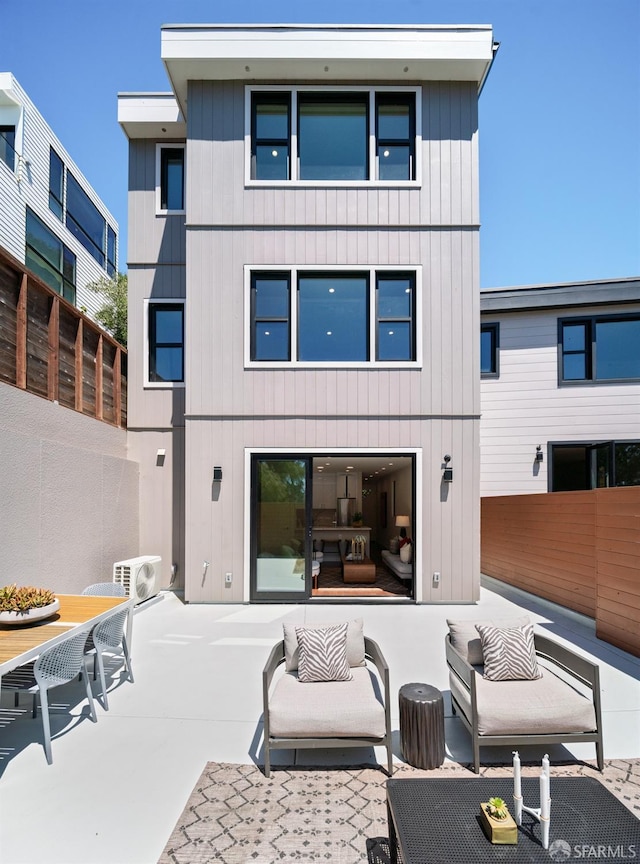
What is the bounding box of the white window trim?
[244,264,422,369]
[155,143,186,215]
[244,84,422,188]
[143,298,186,389]
[243,446,423,602]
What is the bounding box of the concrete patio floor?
[0,575,638,864]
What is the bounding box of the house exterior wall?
[0,73,118,322]
[122,25,492,604]
[0,385,138,593]
[480,288,640,496]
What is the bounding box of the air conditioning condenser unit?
[113,555,162,604]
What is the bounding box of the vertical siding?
[480,303,640,496]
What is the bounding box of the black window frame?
[0,125,16,171]
[297,92,369,182]
[159,145,185,212]
[65,171,106,268]
[106,225,117,278]
[481,322,500,378]
[375,93,416,181]
[25,207,76,304]
[559,313,640,385]
[251,93,291,181]
[549,440,640,491]
[375,272,416,361]
[49,147,65,220]
[250,272,291,361]
[148,302,185,384]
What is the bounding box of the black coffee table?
[386,777,639,863]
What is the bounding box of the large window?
[157,145,185,212]
[249,87,419,183]
[0,125,16,171]
[249,268,417,365]
[550,441,640,491]
[481,323,499,377]
[559,315,640,383]
[25,208,76,303]
[49,148,64,219]
[66,172,105,267]
[147,302,184,385]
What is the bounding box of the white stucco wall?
[0,385,139,593]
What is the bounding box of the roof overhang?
[480,278,640,313]
[117,93,186,140]
[161,23,498,116]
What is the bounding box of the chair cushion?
[283,618,365,671]
[447,616,530,665]
[269,667,386,738]
[450,665,597,736]
[296,624,352,683]
[475,623,541,681]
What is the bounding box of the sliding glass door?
[251,456,312,601]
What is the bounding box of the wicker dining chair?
[1,629,97,764]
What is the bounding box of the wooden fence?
[482,487,640,657]
[0,246,126,428]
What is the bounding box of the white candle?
[513,751,521,797]
[540,771,550,819]
[542,753,550,780]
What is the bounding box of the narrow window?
[149,303,184,383]
[251,94,290,180]
[49,148,64,220]
[560,321,589,381]
[0,125,16,171]
[66,172,106,267]
[376,274,415,361]
[376,94,415,181]
[106,226,117,277]
[25,207,76,304]
[160,147,185,211]
[298,95,368,181]
[298,274,368,361]
[481,323,499,377]
[251,274,290,361]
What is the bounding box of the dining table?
[0,594,134,687]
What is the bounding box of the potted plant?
[352,512,363,527]
[479,797,517,844]
[0,584,60,625]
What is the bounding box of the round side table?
[399,682,445,770]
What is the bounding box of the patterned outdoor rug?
[158,759,640,863]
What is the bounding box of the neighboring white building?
[480,278,640,496]
[119,23,498,604]
[0,72,118,322]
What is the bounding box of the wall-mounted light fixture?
[443,455,453,483]
[213,466,223,482]
[535,445,544,463]
[395,515,411,538]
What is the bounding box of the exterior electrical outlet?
[225,572,233,585]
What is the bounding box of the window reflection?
[298,275,368,360]
[298,97,368,181]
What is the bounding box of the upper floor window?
[481,323,499,377]
[0,125,16,171]
[146,301,185,386]
[25,207,76,304]
[249,268,418,366]
[66,172,106,268]
[248,86,419,185]
[157,144,185,212]
[49,148,64,220]
[107,226,117,278]
[559,315,640,383]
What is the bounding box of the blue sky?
[3,0,639,288]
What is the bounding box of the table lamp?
[395,515,410,538]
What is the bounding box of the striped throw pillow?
[295,623,353,683]
[475,623,542,681]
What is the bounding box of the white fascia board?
[161,24,495,114]
[0,72,22,106]
[117,92,186,140]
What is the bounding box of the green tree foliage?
[87,273,128,346]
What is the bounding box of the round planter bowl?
[0,599,60,625]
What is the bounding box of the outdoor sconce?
[213,466,223,482]
[443,455,453,483]
[535,445,544,463]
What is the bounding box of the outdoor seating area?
[0,578,638,863]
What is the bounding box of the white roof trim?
[117,93,186,140]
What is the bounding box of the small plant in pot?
[0,584,60,624]
[485,798,509,821]
[352,512,363,527]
